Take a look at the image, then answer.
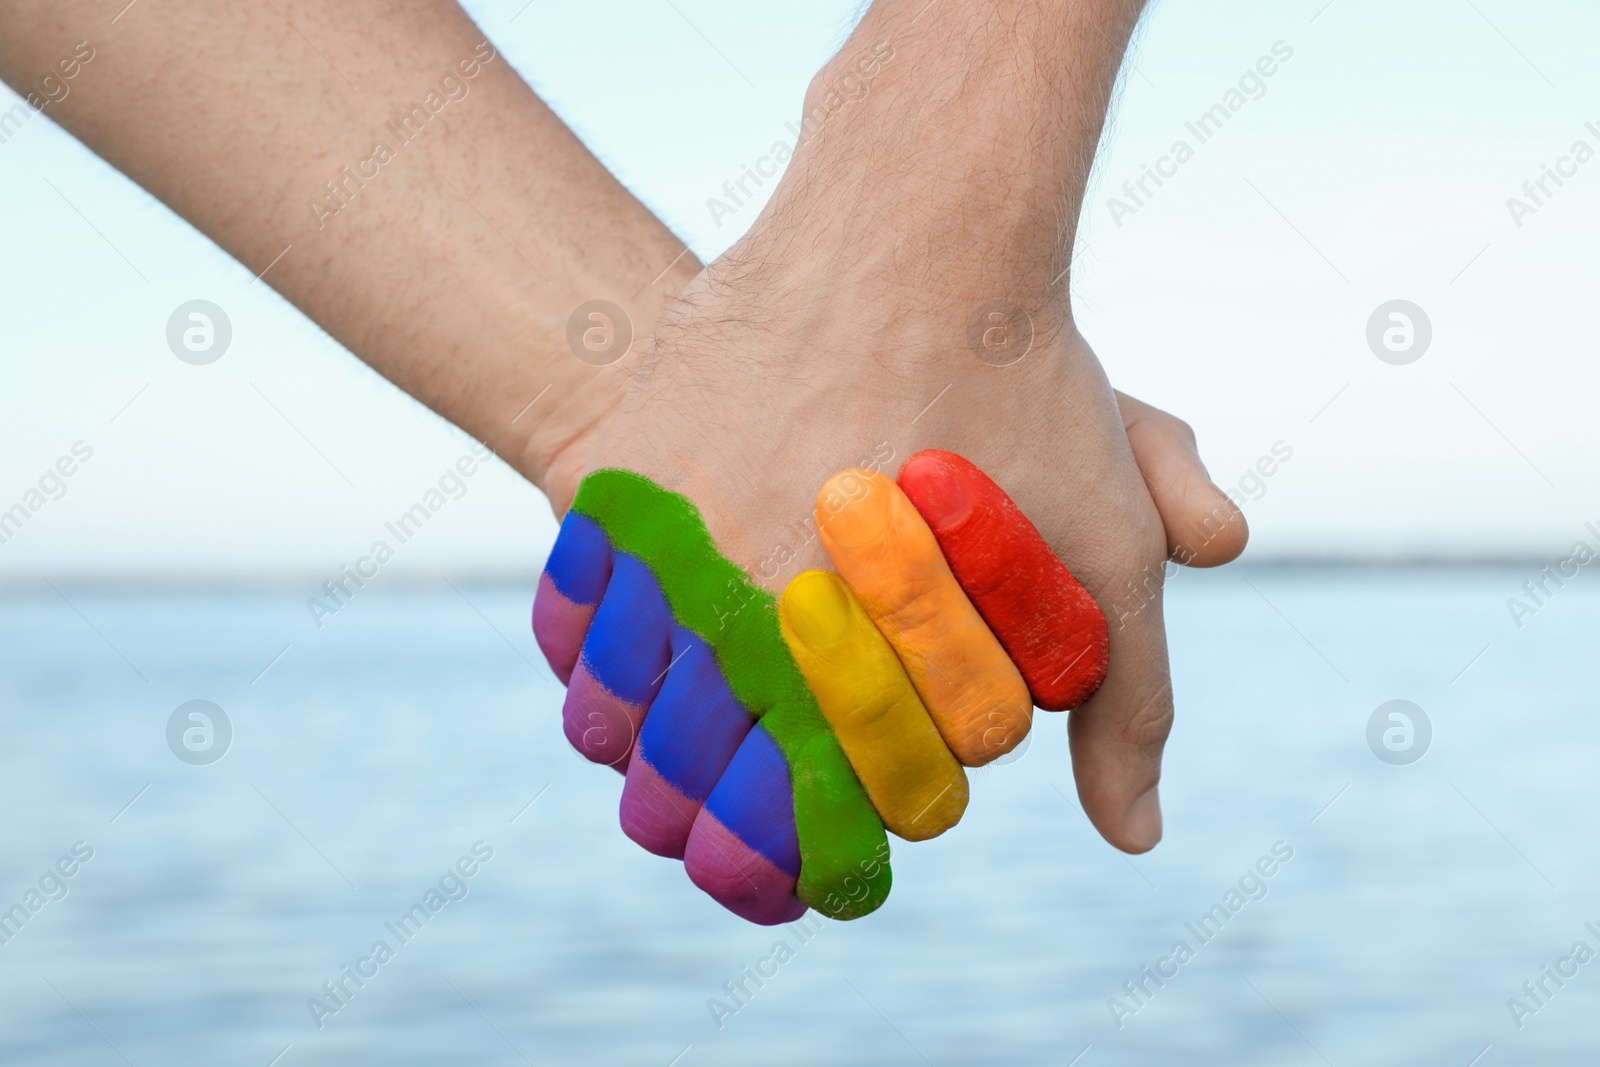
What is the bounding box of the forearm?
[0,1,699,501]
[762,0,1145,301]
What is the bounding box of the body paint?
[780,569,968,840]
[897,450,1108,711]
[566,469,891,919]
[815,468,1033,765]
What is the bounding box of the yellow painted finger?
[816,468,1032,766]
[780,569,968,840]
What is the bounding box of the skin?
[566,0,1251,856]
[549,470,894,921]
[0,0,699,491]
[0,2,1243,548]
[1,0,1248,887]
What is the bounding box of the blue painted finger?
[534,512,614,685]
[684,722,807,925]
[620,625,756,857]
[563,553,672,769]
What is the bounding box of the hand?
[532,0,1251,922]
[563,253,1215,869]
[536,426,1242,924]
[778,451,1111,845]
[536,469,896,923]
[5,0,1245,925]
[535,450,1112,924]
[547,0,1247,878]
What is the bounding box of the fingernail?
[1122,785,1162,852]
[816,469,892,549]
[902,453,973,534]
[781,570,855,649]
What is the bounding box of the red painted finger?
[897,450,1108,712]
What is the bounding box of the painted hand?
[786,451,1109,825]
[533,452,1111,924]
[535,470,892,924]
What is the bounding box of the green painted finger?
[569,469,891,919]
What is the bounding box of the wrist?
[513,259,699,511]
[773,0,1143,288]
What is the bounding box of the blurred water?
[0,566,1594,1066]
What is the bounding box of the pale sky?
[1,0,1596,579]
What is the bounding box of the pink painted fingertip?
[533,573,596,686]
[684,809,807,926]
[562,662,643,772]
[619,755,700,859]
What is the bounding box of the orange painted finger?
[815,469,1032,766]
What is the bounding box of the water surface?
[0,567,1593,1065]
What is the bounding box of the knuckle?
[1121,688,1174,750]
[875,572,946,634]
[1168,415,1198,448]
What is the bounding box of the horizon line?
[0,555,1562,594]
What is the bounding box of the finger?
[897,450,1108,712]
[1066,501,1173,855]
[561,553,671,770]
[1115,390,1249,568]
[619,624,755,858]
[684,722,808,925]
[765,702,894,920]
[780,570,967,840]
[533,511,613,684]
[816,468,1032,766]
[1068,624,1171,854]
[570,467,891,920]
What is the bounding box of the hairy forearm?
[0,1,698,498]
